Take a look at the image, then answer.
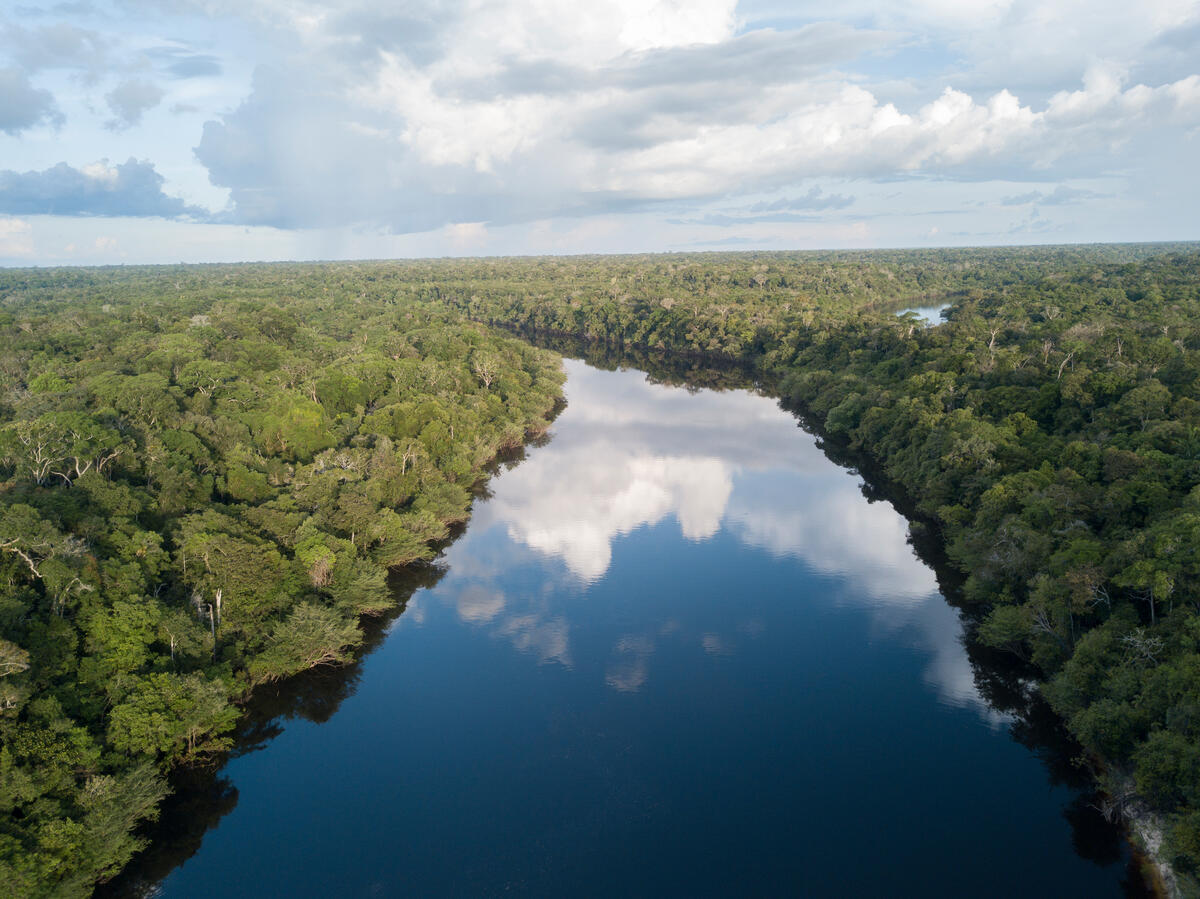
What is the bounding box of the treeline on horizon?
[1,243,1199,894]
[0,265,563,896]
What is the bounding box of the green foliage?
[1135,730,1200,808]
[247,603,363,683]
[407,243,1200,875]
[0,262,564,894]
[107,673,239,759]
[4,246,1200,885]
[977,605,1032,654]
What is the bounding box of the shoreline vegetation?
[2,243,1199,896]
[426,244,1200,896]
[514,329,1173,896]
[0,264,563,896]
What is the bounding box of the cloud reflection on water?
[487,453,731,581]
[476,360,934,601]
[606,634,655,692]
[432,359,998,720]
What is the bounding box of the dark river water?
[113,357,1142,897]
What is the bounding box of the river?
[109,356,1144,897]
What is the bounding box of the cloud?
[14,2,99,16]
[417,356,999,715]
[667,186,860,227]
[0,159,207,218]
[869,592,1011,727]
[185,10,882,230]
[1000,184,1110,206]
[735,0,1200,95]
[677,212,821,227]
[0,67,61,134]
[466,359,939,603]
[0,216,34,258]
[446,221,488,249]
[488,450,732,582]
[496,613,572,666]
[726,485,938,603]
[444,23,891,104]
[1007,214,1060,235]
[1,21,108,74]
[1000,191,1041,206]
[749,187,855,212]
[145,46,223,79]
[595,73,1200,196]
[455,585,506,623]
[687,235,762,246]
[105,78,165,129]
[181,0,1200,234]
[1,0,1198,244]
[1154,17,1200,52]
[606,634,655,691]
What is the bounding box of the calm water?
[134,358,1135,897]
[896,302,951,325]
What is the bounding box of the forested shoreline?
[426,244,1200,895]
[0,264,563,896]
[2,245,1200,895]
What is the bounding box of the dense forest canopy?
[0,263,563,896]
[2,243,1200,895]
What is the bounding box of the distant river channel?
[113,356,1143,897]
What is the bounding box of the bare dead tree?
[0,537,50,578]
[1121,628,1165,666]
[1056,351,1075,381]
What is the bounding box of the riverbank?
[6,251,1195,895]
[444,249,1200,891]
[0,264,568,897]
[102,352,1143,897]
[500,326,1183,898]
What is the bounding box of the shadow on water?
[97,563,446,899]
[102,330,1155,897]
[99,391,578,897]
[515,329,1157,898]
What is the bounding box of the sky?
[0,0,1198,265]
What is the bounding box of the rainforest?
[2,244,1200,896]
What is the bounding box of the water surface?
[896,302,951,325]
[140,358,1134,897]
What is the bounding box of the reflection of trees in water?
[521,332,1152,893]
[101,342,1150,896]
[97,563,446,898]
[820,392,1155,895]
[515,330,763,394]
[95,768,238,899]
[965,638,1154,896]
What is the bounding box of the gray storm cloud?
[0,158,205,217]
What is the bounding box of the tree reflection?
[97,563,445,898]
[103,339,1148,896]
[514,332,1150,894]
